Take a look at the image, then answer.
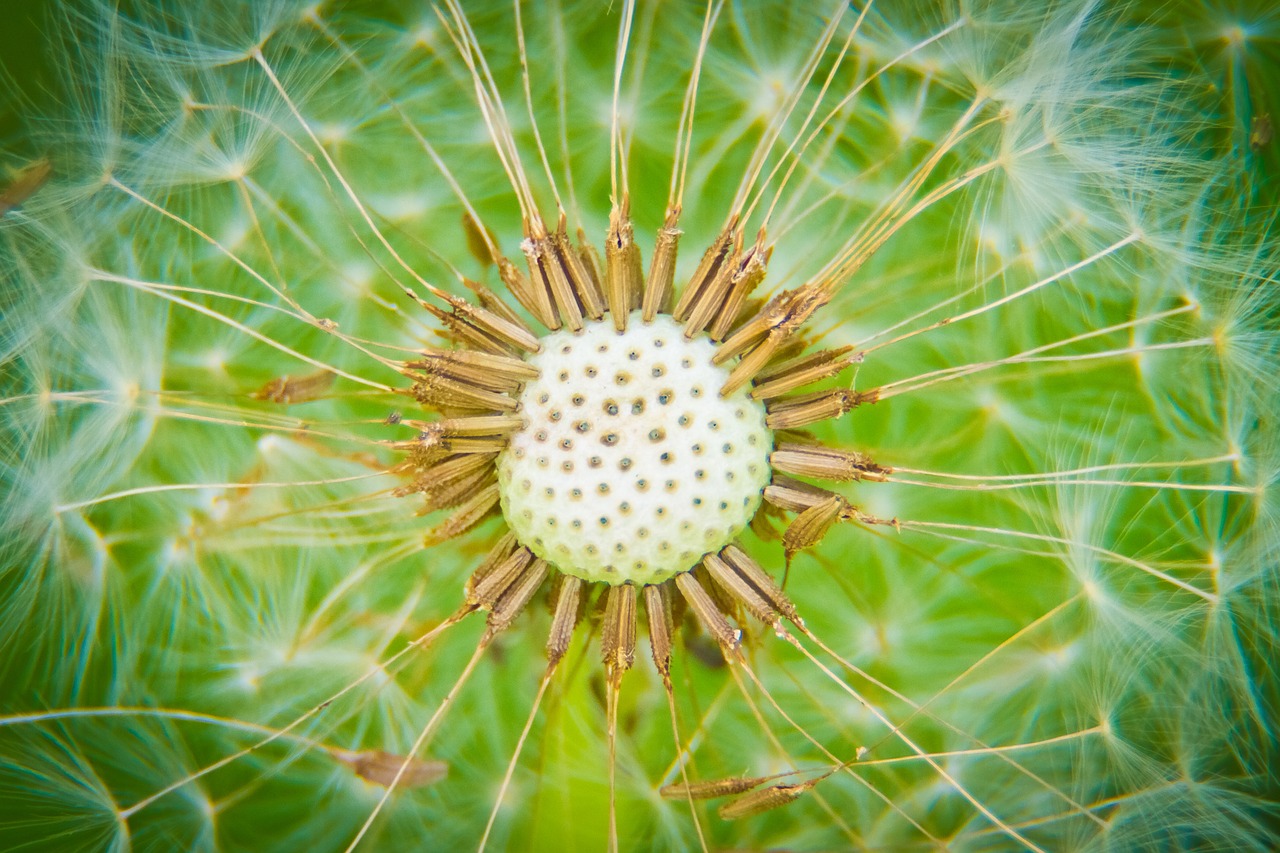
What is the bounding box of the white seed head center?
[497,315,773,585]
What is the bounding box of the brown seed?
[488,557,548,633]
[642,207,682,322]
[675,572,740,652]
[720,544,802,626]
[601,583,638,685]
[709,240,772,341]
[681,241,742,337]
[717,779,818,821]
[782,495,845,562]
[0,157,52,216]
[337,749,447,789]
[552,224,605,320]
[769,442,889,482]
[643,582,675,684]
[659,775,768,801]
[713,281,830,366]
[425,483,500,545]
[750,345,861,400]
[466,530,518,598]
[251,370,335,404]
[525,229,584,332]
[467,544,534,609]
[546,575,583,666]
[673,220,736,322]
[702,552,777,626]
[605,198,644,331]
[764,387,873,430]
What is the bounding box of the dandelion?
[2,1,1278,851]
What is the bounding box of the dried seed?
[675,572,741,651]
[769,442,889,482]
[526,229,585,332]
[750,345,860,399]
[703,552,777,626]
[718,779,818,821]
[463,277,529,330]
[720,543,802,626]
[764,387,874,430]
[251,370,335,404]
[546,575,583,666]
[709,240,772,341]
[642,207,682,322]
[488,557,548,633]
[551,224,605,320]
[524,232,578,331]
[643,582,675,684]
[337,749,447,789]
[782,495,845,562]
[659,775,768,801]
[425,482,500,545]
[673,220,736,322]
[0,157,52,216]
[467,544,534,609]
[681,241,741,337]
[466,530,517,600]
[605,199,643,331]
[713,281,830,365]
[409,371,520,413]
[602,583,637,685]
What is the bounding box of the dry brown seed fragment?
[605,199,644,331]
[417,468,496,514]
[466,531,518,598]
[467,544,534,609]
[717,779,818,821]
[0,157,52,216]
[488,557,548,632]
[524,232,580,331]
[546,575,583,666]
[465,278,532,333]
[764,387,872,430]
[713,281,830,365]
[425,483,500,545]
[643,582,675,684]
[337,749,447,789]
[769,442,888,482]
[498,254,553,329]
[252,370,335,404]
[642,207,682,322]
[675,572,740,651]
[751,346,860,399]
[721,328,785,397]
[659,775,768,801]
[681,242,742,337]
[709,241,771,341]
[602,583,638,685]
[673,221,737,322]
[720,543,802,625]
[763,474,842,514]
[551,225,605,320]
[407,414,527,438]
[703,552,777,626]
[782,495,845,562]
